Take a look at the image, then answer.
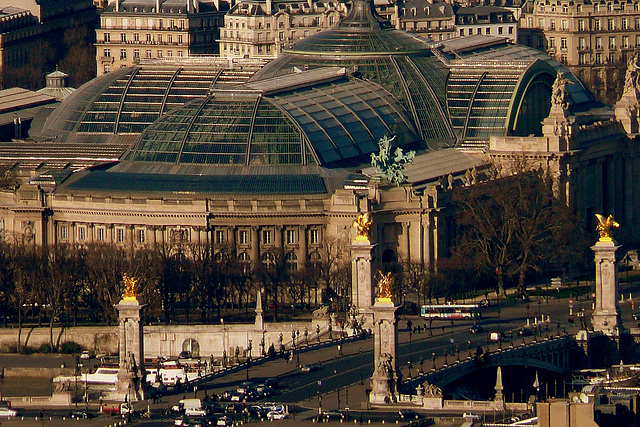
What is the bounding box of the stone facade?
[519,0,640,103]
[0,0,96,89]
[218,0,343,59]
[96,0,228,76]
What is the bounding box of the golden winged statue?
[375,270,393,300]
[352,212,372,242]
[595,214,619,242]
[122,273,139,301]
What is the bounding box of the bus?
[420,304,481,320]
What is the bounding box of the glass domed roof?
[285,0,432,55]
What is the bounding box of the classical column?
[401,222,410,260]
[298,225,308,266]
[591,215,621,336]
[113,274,147,402]
[250,226,260,264]
[369,283,400,405]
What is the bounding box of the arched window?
[285,252,298,271]
[261,252,275,269]
[182,338,200,357]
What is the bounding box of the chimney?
[156,0,161,13]
[187,0,192,13]
[115,0,120,12]
[194,0,200,12]
[266,0,272,14]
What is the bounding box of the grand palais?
[0,0,638,272]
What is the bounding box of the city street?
[0,288,638,426]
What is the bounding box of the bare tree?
[452,158,589,296]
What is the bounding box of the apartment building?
[395,0,455,41]
[218,0,344,59]
[0,0,97,89]
[96,0,228,76]
[519,0,640,102]
[455,6,517,43]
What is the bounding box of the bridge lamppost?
[431,352,436,370]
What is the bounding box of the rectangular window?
[310,229,320,244]
[498,26,503,35]
[578,53,587,65]
[60,225,68,240]
[178,34,183,44]
[623,18,629,30]
[104,48,111,57]
[239,230,248,245]
[623,36,630,48]
[167,50,172,57]
[637,35,640,46]
[609,52,616,63]
[561,20,568,31]
[578,20,585,31]
[134,33,139,42]
[168,35,173,43]
[120,49,127,59]
[485,27,491,35]
[177,50,183,57]
[97,227,105,242]
[609,36,616,49]
[549,37,555,48]
[595,20,601,31]
[262,230,272,245]
[137,229,145,243]
[596,37,602,49]
[134,49,139,58]
[550,20,556,30]
[78,226,86,241]
[561,37,567,50]
[608,18,615,30]
[157,50,162,57]
[215,230,224,244]
[120,33,126,42]
[459,29,465,36]
[157,34,162,42]
[146,33,152,42]
[286,229,296,245]
[595,52,602,64]
[104,33,111,42]
[578,37,586,49]
[146,49,152,58]
[117,228,125,243]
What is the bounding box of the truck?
[172,398,203,414]
[101,403,132,417]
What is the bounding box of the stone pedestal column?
[115,299,147,402]
[369,299,400,405]
[592,239,620,335]
[351,240,376,325]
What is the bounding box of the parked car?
[322,409,346,420]
[398,409,423,420]
[185,407,207,417]
[301,363,320,372]
[517,327,533,337]
[216,415,233,426]
[70,410,94,419]
[267,410,288,420]
[80,350,93,360]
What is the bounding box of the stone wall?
[0,318,335,359]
